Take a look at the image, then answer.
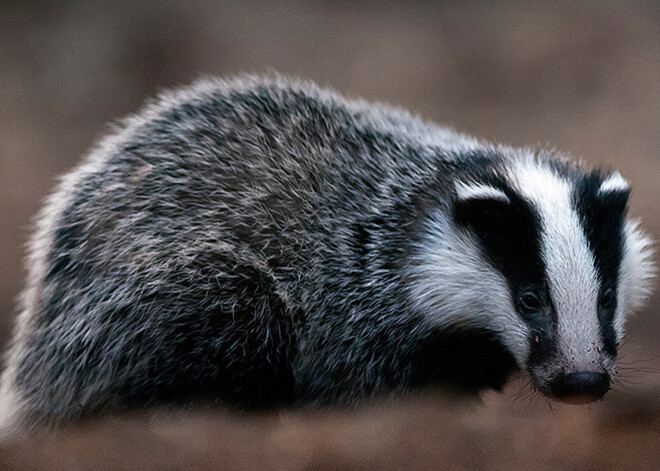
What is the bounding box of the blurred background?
[1,0,659,469]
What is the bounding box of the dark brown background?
[1,1,659,469]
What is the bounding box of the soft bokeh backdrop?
[1,1,659,469]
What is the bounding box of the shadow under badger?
[1,76,655,430]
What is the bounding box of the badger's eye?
[600,288,616,309]
[519,291,543,313]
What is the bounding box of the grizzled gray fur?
[0,75,653,431]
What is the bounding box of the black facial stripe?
[574,172,628,357]
[456,187,545,286]
[453,178,558,360]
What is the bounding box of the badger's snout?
[548,371,611,404]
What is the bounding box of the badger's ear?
[453,182,511,233]
[597,172,630,215]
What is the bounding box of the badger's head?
[410,152,655,404]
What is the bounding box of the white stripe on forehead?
[511,159,603,368]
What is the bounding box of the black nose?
[550,371,611,404]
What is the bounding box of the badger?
[0,75,655,432]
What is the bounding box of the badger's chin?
[531,369,612,404]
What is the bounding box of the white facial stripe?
[455,182,510,203]
[408,211,530,367]
[598,172,629,195]
[513,160,602,370]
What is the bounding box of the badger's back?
[0,77,457,428]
